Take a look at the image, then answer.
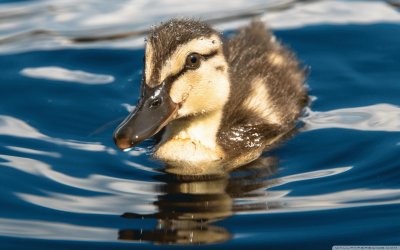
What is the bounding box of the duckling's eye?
[185,53,201,69]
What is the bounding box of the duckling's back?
[218,21,308,166]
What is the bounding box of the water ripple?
[0,115,108,152]
[0,218,116,242]
[303,104,400,132]
[20,66,114,84]
[257,188,400,213]
[1,0,399,54]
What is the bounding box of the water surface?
[0,0,400,249]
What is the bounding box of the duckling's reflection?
[119,156,279,245]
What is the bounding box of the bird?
[113,19,308,175]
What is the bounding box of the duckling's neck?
[153,110,225,172]
[173,110,223,147]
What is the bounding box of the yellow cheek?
[172,70,229,116]
[169,74,196,104]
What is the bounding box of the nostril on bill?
[149,97,162,109]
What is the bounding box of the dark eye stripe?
[162,50,219,88]
[180,50,218,74]
[203,50,218,61]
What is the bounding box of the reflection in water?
[119,157,278,245]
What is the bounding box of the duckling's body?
[114,19,307,175]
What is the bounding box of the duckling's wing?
[223,21,307,128]
[218,21,307,154]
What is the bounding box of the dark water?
[1,1,400,249]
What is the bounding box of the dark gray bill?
[113,82,178,151]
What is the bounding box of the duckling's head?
[114,19,230,150]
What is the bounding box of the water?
[1,0,400,249]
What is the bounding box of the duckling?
[113,19,308,175]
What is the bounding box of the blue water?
[1,1,400,249]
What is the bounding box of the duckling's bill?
[113,82,178,151]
